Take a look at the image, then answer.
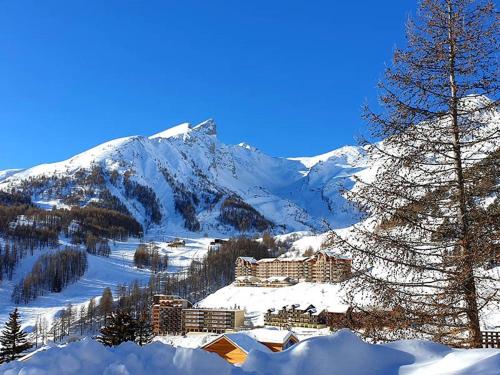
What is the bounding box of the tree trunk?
[447,0,481,348]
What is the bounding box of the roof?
[256,258,276,263]
[317,249,351,260]
[238,257,257,264]
[278,257,308,262]
[267,276,293,282]
[244,328,298,345]
[203,333,271,354]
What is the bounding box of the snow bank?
[0,339,241,375]
[242,330,500,375]
[2,331,499,375]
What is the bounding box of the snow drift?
[2,330,499,375]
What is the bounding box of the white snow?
[198,282,350,326]
[2,330,499,375]
[149,123,191,139]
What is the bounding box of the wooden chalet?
[201,333,270,364]
[244,328,299,352]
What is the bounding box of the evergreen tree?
[331,0,498,347]
[97,310,136,347]
[135,313,154,346]
[0,308,32,363]
[99,287,113,321]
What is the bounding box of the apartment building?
[182,308,245,334]
[151,295,192,335]
[235,249,351,284]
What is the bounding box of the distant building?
[167,239,185,247]
[264,304,327,329]
[244,328,299,352]
[201,333,270,364]
[182,308,245,334]
[208,238,228,251]
[234,275,297,288]
[151,295,192,335]
[235,249,351,284]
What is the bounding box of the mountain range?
[0,120,368,236]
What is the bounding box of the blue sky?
[0,0,417,169]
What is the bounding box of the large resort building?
[183,308,245,334]
[235,249,352,284]
[152,295,244,335]
[151,295,192,335]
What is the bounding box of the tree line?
[11,248,88,304]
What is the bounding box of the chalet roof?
[203,333,271,354]
[238,257,257,264]
[244,328,298,345]
[317,249,351,260]
[267,276,293,282]
[256,258,276,263]
[278,257,308,262]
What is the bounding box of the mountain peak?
[149,119,216,140]
[192,119,216,136]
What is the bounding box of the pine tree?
[99,287,113,322]
[135,313,154,346]
[0,308,32,363]
[97,310,136,347]
[330,0,498,347]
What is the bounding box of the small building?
[167,239,186,247]
[264,304,327,329]
[201,333,271,364]
[244,328,299,352]
[234,275,297,288]
[182,308,245,334]
[151,295,192,335]
[208,238,228,251]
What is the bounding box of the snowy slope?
[0,120,368,235]
[198,282,351,326]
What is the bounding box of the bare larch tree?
[330,0,499,347]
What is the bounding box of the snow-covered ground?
[0,235,215,329]
[1,330,499,375]
[198,282,350,326]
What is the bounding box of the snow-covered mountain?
[0,120,368,236]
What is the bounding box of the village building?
[235,249,351,284]
[201,333,271,365]
[264,304,327,329]
[234,275,297,288]
[151,295,192,335]
[244,328,299,352]
[167,239,186,247]
[182,308,245,334]
[208,238,228,251]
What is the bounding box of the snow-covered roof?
[204,333,271,354]
[256,258,277,263]
[317,249,351,260]
[267,276,293,282]
[243,328,298,344]
[279,257,308,262]
[238,256,257,264]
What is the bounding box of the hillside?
[0,120,368,236]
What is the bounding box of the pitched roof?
[238,257,257,263]
[317,249,351,260]
[203,333,271,354]
[243,328,298,345]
